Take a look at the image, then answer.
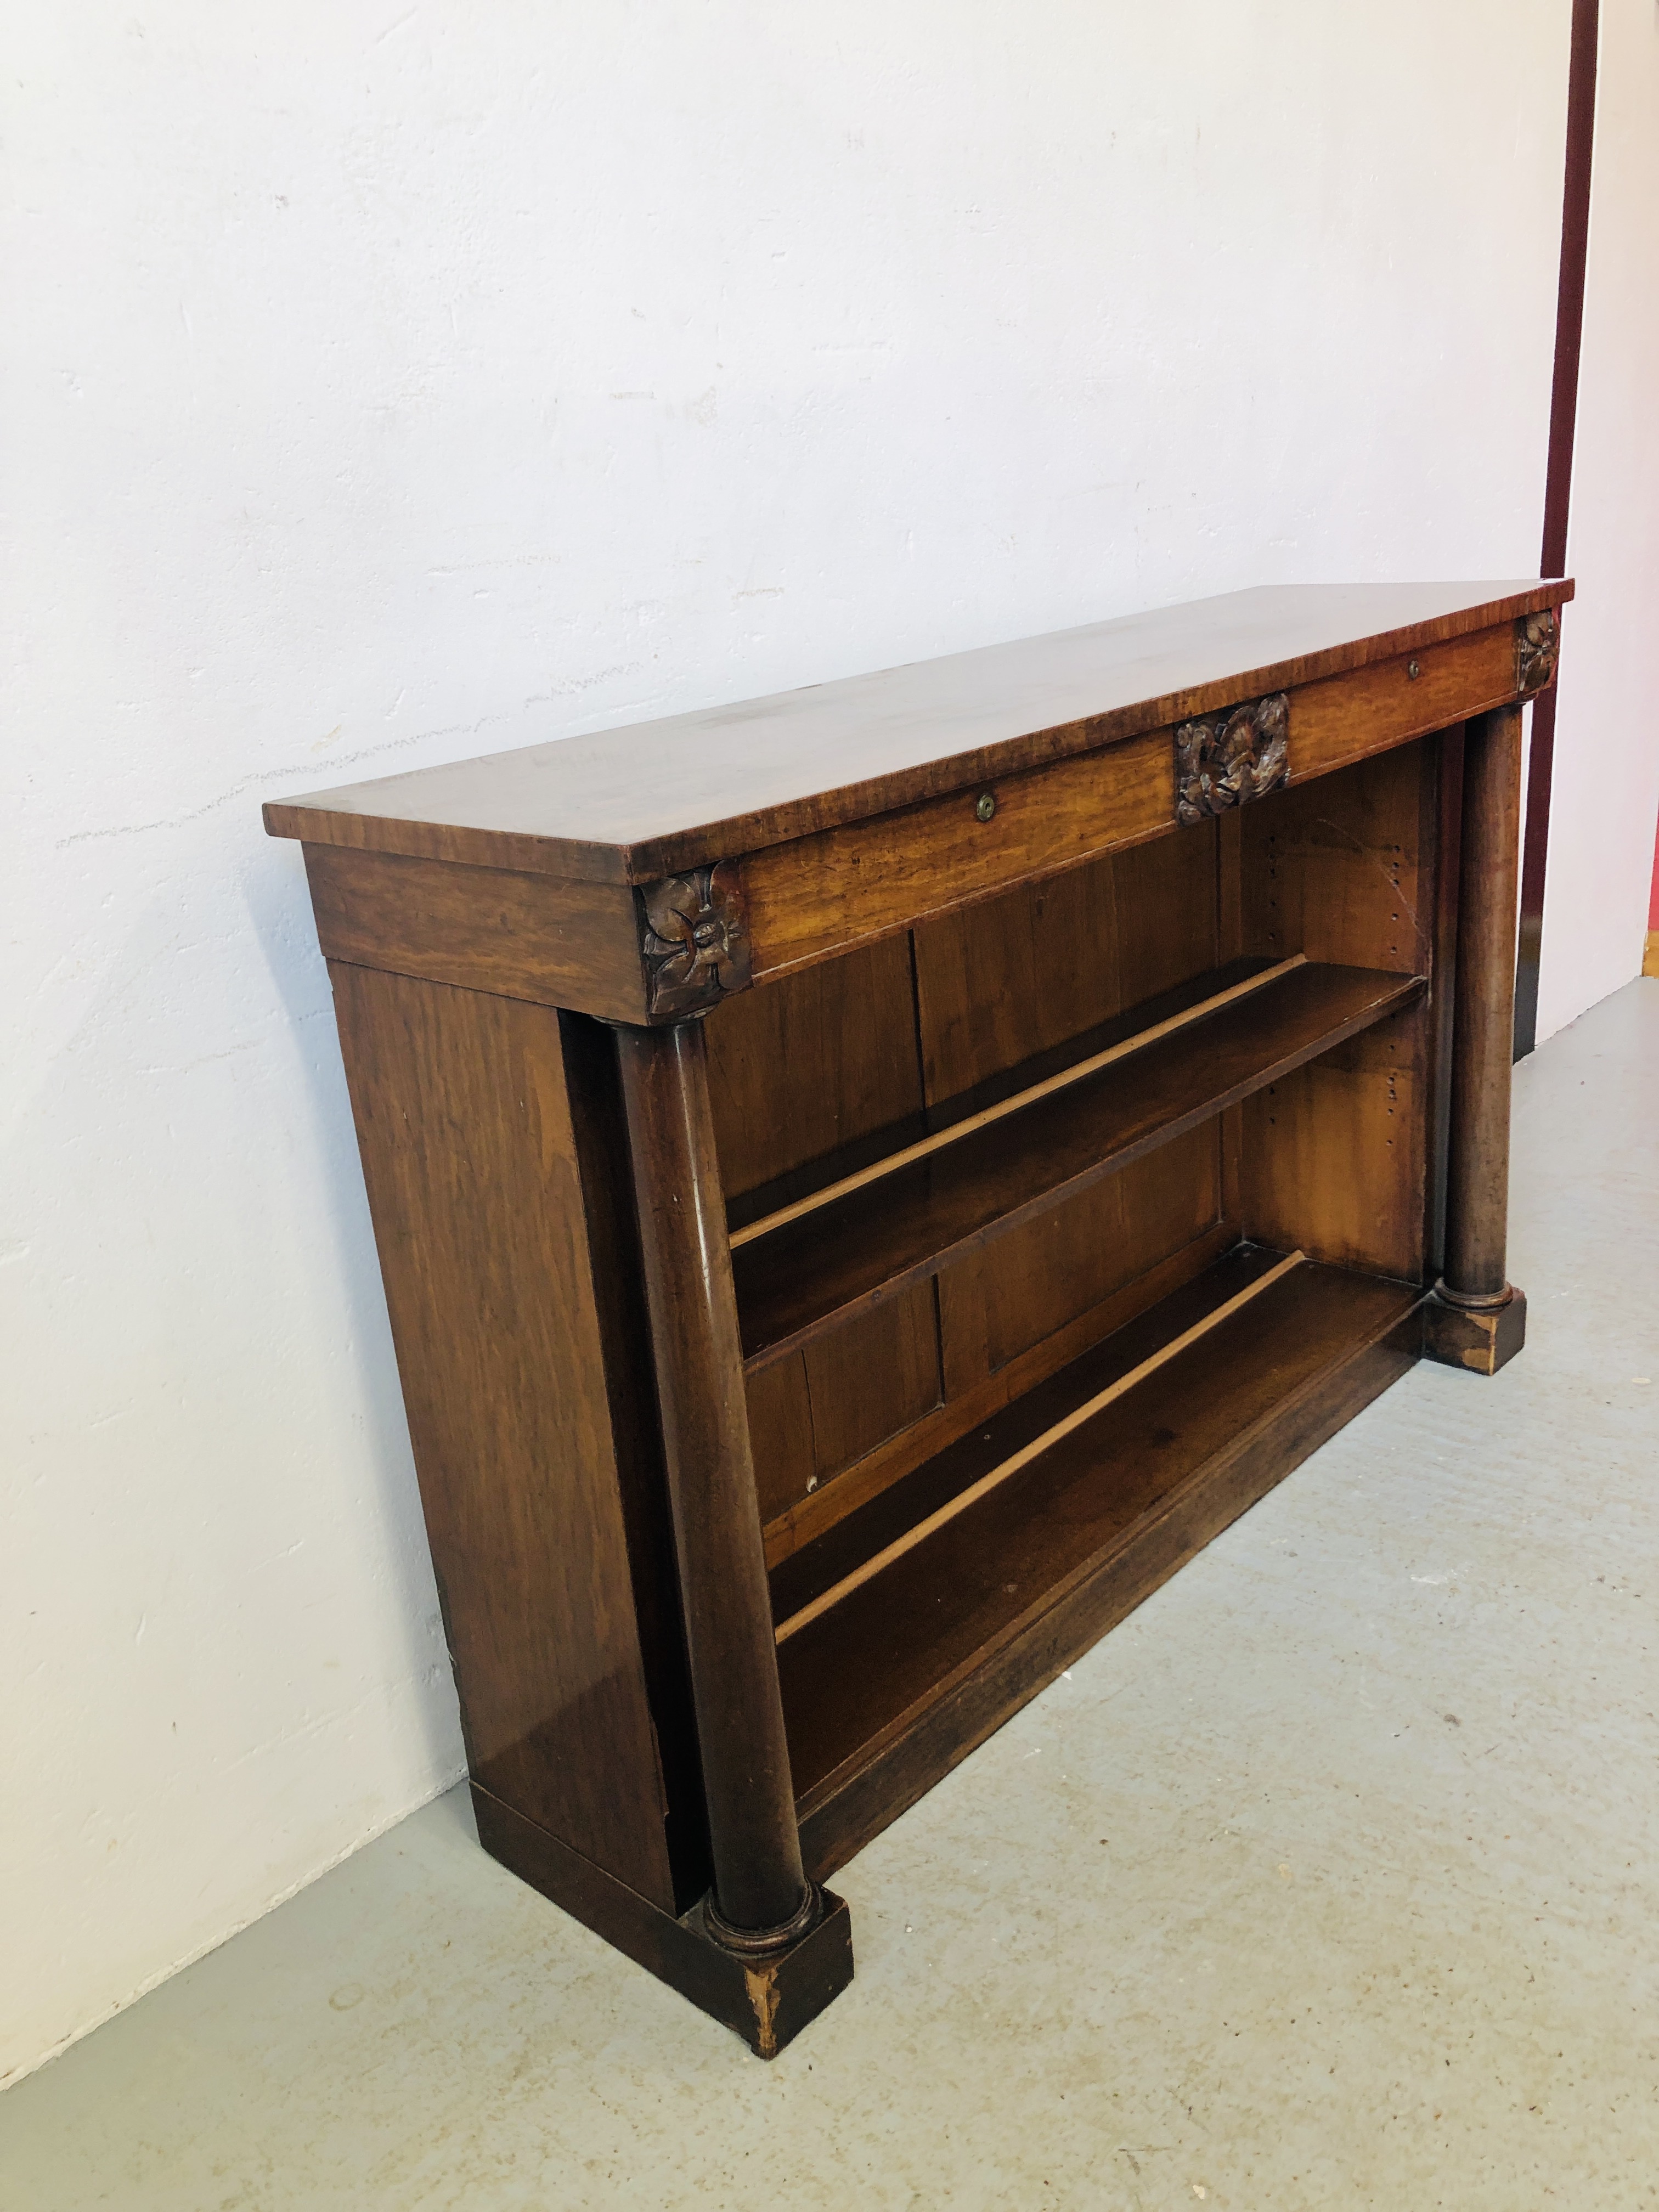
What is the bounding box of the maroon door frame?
[1514,0,1600,1059]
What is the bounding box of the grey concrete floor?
[4,981,1656,2211]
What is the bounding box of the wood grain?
[270,575,1551,2050]
[936,1123,1221,1390]
[326,963,678,1908]
[473,1786,853,2061]
[910,828,1221,1116]
[774,1252,1307,1643]
[614,1019,809,1936]
[266,580,1570,884]
[796,1288,1422,1880]
[1442,704,1525,1302]
[742,728,1173,981]
[734,962,1425,1368]
[1289,624,1517,782]
[703,934,923,1216]
[760,1218,1238,1570]
[771,1244,1285,1616]
[1237,741,1436,1279]
[778,1257,1420,1813]
[744,1282,943,1525]
[306,843,650,1021]
[730,960,1299,1251]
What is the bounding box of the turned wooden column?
[614,1016,816,1946]
[1429,702,1527,1373]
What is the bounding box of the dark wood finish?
[911,831,1222,1114]
[1422,1284,1527,1377]
[1441,706,1523,1299]
[1176,692,1288,822]
[1235,741,1438,1279]
[761,1218,1237,1570]
[1424,727,1466,1284]
[936,1128,1219,1392]
[613,1019,811,1938]
[783,1259,1422,1876]
[305,843,652,1021]
[1515,610,1560,697]
[771,1245,1289,1627]
[325,965,684,1908]
[640,864,752,1017]
[473,1786,851,2059]
[704,933,924,1220]
[744,1282,943,1526]
[1432,703,1526,1355]
[266,580,1567,884]
[270,582,1558,2051]
[734,962,1424,1368]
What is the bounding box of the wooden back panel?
[1235,737,1440,1278]
[710,828,1237,1553]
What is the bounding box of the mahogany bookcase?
[266,580,1567,2055]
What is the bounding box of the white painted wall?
[1534,0,1659,1043]
[4,1,1596,2084]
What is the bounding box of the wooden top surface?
[264,578,1570,884]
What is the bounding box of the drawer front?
[1290,621,1519,780]
[744,726,1173,980]
[742,617,1530,983]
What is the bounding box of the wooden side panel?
[327,962,677,1909]
[1236,741,1436,1279]
[307,844,648,1022]
[704,936,923,1205]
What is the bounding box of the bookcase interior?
[703,733,1447,1864]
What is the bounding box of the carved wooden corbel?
[1515,608,1559,697]
[640,862,752,1018]
[1175,692,1290,826]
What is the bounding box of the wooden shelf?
[732,961,1425,1368]
[774,1246,1423,1874]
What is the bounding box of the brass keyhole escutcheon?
[975,792,996,822]
[1407,658,1422,680]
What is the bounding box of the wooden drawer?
[1290,620,1517,780]
[745,726,1173,980]
[745,618,1525,980]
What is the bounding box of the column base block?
[472,1784,853,2058]
[1421,1284,1526,1376]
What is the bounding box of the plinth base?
[472,1785,853,2058]
[1422,1283,1527,1376]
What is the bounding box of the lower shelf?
[775,1244,1423,1880]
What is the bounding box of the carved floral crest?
[640,862,752,1019]
[1175,692,1290,826]
[1515,608,1559,697]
